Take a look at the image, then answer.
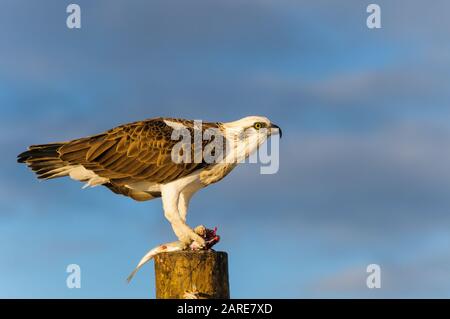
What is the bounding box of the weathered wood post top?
[154,250,230,299]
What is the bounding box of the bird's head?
[221,116,282,161]
[222,116,282,139]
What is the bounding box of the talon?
[194,225,207,237]
[193,235,206,247]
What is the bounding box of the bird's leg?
[178,189,194,223]
[170,218,205,247]
[161,187,205,248]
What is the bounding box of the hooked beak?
[270,123,282,138]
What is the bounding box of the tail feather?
[17,143,69,179]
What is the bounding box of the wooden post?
[154,250,230,299]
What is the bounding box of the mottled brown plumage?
[17,118,223,199]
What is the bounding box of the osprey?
[17,116,281,249]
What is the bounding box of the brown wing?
[57,118,219,185]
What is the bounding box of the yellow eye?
[254,122,263,130]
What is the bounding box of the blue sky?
[1,0,450,298]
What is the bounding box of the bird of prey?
[17,116,281,249]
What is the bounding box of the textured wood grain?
[154,251,229,299]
